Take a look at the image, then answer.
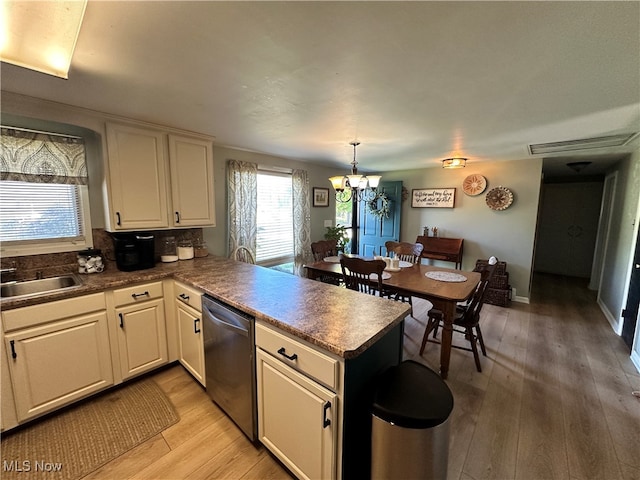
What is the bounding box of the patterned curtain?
[227,159,258,257]
[0,127,88,185]
[292,168,313,276]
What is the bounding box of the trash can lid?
[372,360,454,429]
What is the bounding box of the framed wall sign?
[313,187,330,207]
[411,188,456,208]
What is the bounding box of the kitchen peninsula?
[1,256,410,479]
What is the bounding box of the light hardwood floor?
[78,272,638,479]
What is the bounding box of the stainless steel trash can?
[371,360,454,479]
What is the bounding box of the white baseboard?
[631,349,640,375]
[598,297,622,335]
[511,287,530,304]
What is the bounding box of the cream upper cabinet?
[168,134,216,227]
[105,122,170,230]
[2,294,113,424]
[105,122,215,231]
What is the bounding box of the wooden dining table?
[305,256,481,379]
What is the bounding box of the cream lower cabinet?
[256,322,340,480]
[174,281,205,385]
[113,282,168,380]
[2,293,112,424]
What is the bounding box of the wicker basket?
[475,259,507,276]
[485,286,511,307]
[490,273,510,290]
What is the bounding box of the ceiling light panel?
[0,0,87,79]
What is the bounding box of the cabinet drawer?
[174,281,202,312]
[256,323,339,390]
[113,281,163,307]
[2,293,106,332]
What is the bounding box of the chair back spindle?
[340,256,386,296]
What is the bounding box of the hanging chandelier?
[328,141,382,203]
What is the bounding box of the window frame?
[0,183,93,257]
[256,169,294,268]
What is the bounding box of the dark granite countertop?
[1,256,409,359]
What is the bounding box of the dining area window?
[256,171,294,270]
[227,159,311,276]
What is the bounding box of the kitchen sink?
[1,274,83,299]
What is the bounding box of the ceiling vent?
[528,133,637,155]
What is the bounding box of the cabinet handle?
[116,212,121,226]
[131,291,150,299]
[323,401,331,428]
[175,211,180,224]
[119,313,124,328]
[194,318,201,334]
[10,340,17,359]
[179,293,190,302]
[277,347,298,361]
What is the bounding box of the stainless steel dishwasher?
[202,294,257,442]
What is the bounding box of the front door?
[621,230,640,350]
[358,181,402,257]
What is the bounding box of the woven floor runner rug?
[1,377,179,480]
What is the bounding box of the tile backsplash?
[0,228,203,281]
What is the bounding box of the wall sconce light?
[442,158,467,169]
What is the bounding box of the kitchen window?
[0,127,93,257]
[256,170,294,272]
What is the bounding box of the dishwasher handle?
[203,307,249,338]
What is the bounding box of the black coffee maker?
[112,233,155,271]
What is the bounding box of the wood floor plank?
[515,307,569,479]
[132,415,244,480]
[461,301,528,480]
[80,434,171,480]
[585,341,640,470]
[241,452,295,479]
[544,276,624,480]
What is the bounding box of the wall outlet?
[324,220,333,227]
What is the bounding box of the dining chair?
[340,256,386,296]
[383,241,425,316]
[231,246,256,264]
[384,241,424,264]
[311,239,338,261]
[310,239,342,285]
[419,262,496,372]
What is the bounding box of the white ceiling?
[1,1,639,177]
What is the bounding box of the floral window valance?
[0,126,88,185]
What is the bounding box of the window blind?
[0,181,85,243]
[256,172,294,265]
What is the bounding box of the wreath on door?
[367,192,391,219]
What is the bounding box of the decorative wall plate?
[462,174,487,196]
[486,186,514,211]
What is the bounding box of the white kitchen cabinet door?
[257,349,337,480]
[176,301,205,385]
[5,312,113,422]
[168,134,216,227]
[105,122,170,230]
[115,298,168,380]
